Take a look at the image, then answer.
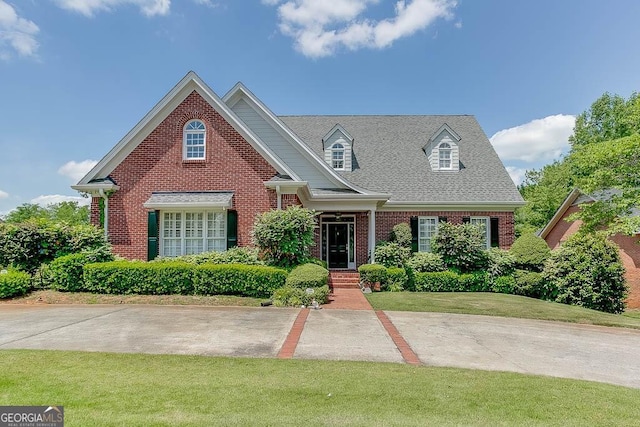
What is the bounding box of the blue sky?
[1,0,639,215]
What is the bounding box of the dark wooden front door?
[328,223,349,269]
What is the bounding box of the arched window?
[331,143,345,170]
[183,120,206,160]
[438,142,451,169]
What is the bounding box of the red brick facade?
[95,91,278,259]
[544,204,640,308]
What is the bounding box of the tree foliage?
[251,206,317,268]
[431,222,488,273]
[3,202,90,225]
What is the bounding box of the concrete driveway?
[1,304,640,389]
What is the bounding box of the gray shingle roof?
[144,191,234,208]
[279,115,523,203]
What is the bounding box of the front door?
[328,223,349,269]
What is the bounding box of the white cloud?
[489,114,575,163]
[31,194,91,207]
[266,0,457,58]
[0,189,8,199]
[192,0,219,7]
[505,166,527,186]
[58,159,98,181]
[51,0,171,17]
[0,1,40,59]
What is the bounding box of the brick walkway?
[324,288,373,310]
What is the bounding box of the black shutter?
[227,210,238,249]
[438,216,447,223]
[147,210,159,261]
[490,217,500,248]
[462,217,470,224]
[410,216,418,253]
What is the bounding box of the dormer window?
[331,143,345,170]
[438,143,452,169]
[184,120,206,160]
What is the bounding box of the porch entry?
[321,215,356,270]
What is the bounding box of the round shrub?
[0,269,31,298]
[486,248,516,278]
[405,252,446,273]
[431,222,488,273]
[542,232,627,313]
[510,233,551,272]
[390,223,412,248]
[285,263,329,288]
[358,264,388,285]
[374,242,410,268]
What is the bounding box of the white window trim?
[438,142,452,170]
[418,216,438,252]
[183,119,206,161]
[469,216,491,249]
[160,209,226,257]
[331,143,345,170]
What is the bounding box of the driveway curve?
[1,304,639,389]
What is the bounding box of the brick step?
[329,272,361,290]
[331,283,361,289]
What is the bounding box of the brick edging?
[375,310,421,365]
[277,308,310,359]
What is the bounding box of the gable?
[322,125,353,172]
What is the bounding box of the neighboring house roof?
[280,115,523,205]
[539,188,640,239]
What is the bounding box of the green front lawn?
[366,292,640,329]
[1,350,638,426]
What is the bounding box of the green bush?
[252,206,317,267]
[272,285,330,307]
[510,233,551,272]
[374,242,410,268]
[153,247,263,265]
[491,275,516,294]
[513,270,551,299]
[390,223,412,248]
[543,232,627,313]
[84,261,195,295]
[193,264,287,298]
[358,264,388,285]
[431,222,488,273]
[285,263,329,288]
[0,269,31,298]
[486,248,516,278]
[405,252,446,273]
[413,270,490,292]
[0,220,108,274]
[49,248,115,292]
[383,267,407,292]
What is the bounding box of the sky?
[1,0,639,215]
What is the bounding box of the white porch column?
[368,208,376,263]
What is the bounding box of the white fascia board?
[380,200,526,212]
[302,199,380,212]
[538,188,582,239]
[78,71,299,185]
[222,83,375,195]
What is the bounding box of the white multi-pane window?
[184,120,206,160]
[162,211,226,256]
[418,217,438,252]
[331,143,345,170]
[469,217,490,249]
[438,143,452,169]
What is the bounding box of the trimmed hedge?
[510,233,551,272]
[513,270,549,299]
[193,264,287,298]
[383,267,407,292]
[358,264,388,285]
[272,285,330,307]
[49,249,115,292]
[413,271,490,292]
[83,262,286,298]
[153,247,263,266]
[0,270,31,298]
[285,263,329,289]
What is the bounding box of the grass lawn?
[1,350,638,426]
[366,292,640,329]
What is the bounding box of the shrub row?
[0,269,31,298]
[152,247,263,266]
[285,263,329,288]
[272,285,330,307]
[48,248,115,292]
[82,261,287,298]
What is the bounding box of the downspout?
[99,188,109,239]
[276,185,282,210]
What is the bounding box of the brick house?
[73,71,524,269]
[540,188,640,308]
